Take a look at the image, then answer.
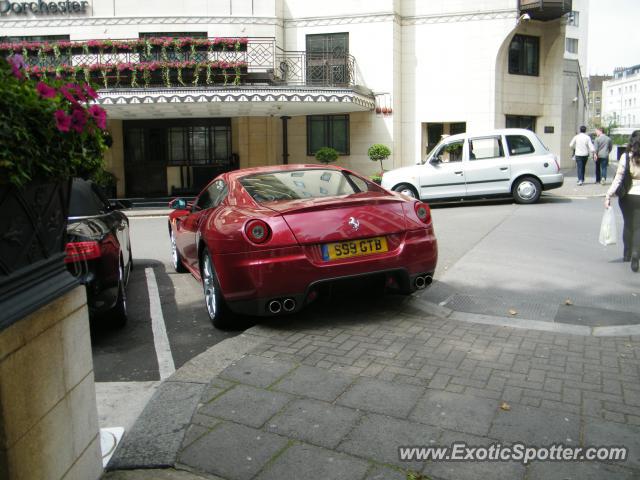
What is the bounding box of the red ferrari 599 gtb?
[168,164,437,328]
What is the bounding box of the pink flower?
[83,83,98,100]
[60,84,79,104]
[36,81,57,99]
[54,110,71,132]
[7,54,26,79]
[69,108,87,133]
[88,105,107,130]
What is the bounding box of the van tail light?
[553,156,561,172]
[245,219,271,244]
[414,202,431,224]
[65,241,101,263]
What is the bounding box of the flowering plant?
[0,55,108,187]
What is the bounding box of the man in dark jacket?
[594,127,613,184]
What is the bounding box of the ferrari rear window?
[240,169,358,202]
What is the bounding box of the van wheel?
[512,177,541,204]
[393,183,419,199]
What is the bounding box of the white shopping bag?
[599,207,617,246]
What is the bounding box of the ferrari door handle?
[454,171,463,175]
[499,167,509,171]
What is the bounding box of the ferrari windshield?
[240,169,359,203]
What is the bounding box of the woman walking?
[605,130,640,272]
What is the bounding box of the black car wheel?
[201,249,233,329]
[393,183,419,199]
[171,228,188,273]
[112,259,128,328]
[512,177,541,204]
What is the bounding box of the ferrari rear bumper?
[215,228,437,316]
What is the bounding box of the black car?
[65,178,132,327]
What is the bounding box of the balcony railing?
[0,37,360,90]
[519,0,572,21]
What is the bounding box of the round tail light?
[245,219,271,244]
[414,202,431,224]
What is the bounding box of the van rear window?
[505,135,535,156]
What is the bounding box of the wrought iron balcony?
[519,0,572,21]
[0,37,361,90]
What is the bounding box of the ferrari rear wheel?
[201,249,233,329]
[171,229,187,273]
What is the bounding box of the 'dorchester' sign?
[0,0,90,14]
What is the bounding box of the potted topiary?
[0,54,109,327]
[315,146,339,164]
[368,144,391,173]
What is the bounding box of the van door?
[419,139,467,199]
[464,135,511,196]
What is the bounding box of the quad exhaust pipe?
[268,300,282,314]
[414,275,433,290]
[268,298,296,314]
[282,298,296,312]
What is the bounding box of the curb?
[406,297,640,337]
[107,333,265,471]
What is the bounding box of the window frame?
[508,34,540,77]
[467,136,505,161]
[505,134,536,157]
[505,115,537,132]
[194,179,227,211]
[306,114,350,156]
[565,37,578,55]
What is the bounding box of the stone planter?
[0,179,77,329]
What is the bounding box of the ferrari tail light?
[414,202,431,224]
[553,155,561,172]
[245,219,271,244]
[65,241,101,263]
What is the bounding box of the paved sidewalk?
[106,295,640,480]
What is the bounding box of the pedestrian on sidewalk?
[605,130,640,271]
[570,125,595,185]
[594,127,613,184]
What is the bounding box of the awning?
[97,86,375,119]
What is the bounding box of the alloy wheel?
[202,254,217,319]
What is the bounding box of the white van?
[381,128,564,204]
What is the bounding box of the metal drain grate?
[443,293,559,321]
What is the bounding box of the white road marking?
[145,268,175,380]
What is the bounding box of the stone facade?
[0,286,102,480]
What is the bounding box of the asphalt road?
[91,216,238,383]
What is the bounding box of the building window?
[508,35,539,76]
[567,11,579,26]
[306,33,349,86]
[505,115,537,132]
[307,115,350,155]
[125,119,231,167]
[565,38,578,54]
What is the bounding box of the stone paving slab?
[265,398,361,449]
[111,304,640,480]
[177,422,288,480]
[254,443,370,480]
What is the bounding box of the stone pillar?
[0,286,102,480]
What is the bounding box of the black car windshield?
[69,178,109,217]
[240,169,358,203]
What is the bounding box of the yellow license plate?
[321,237,388,261]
